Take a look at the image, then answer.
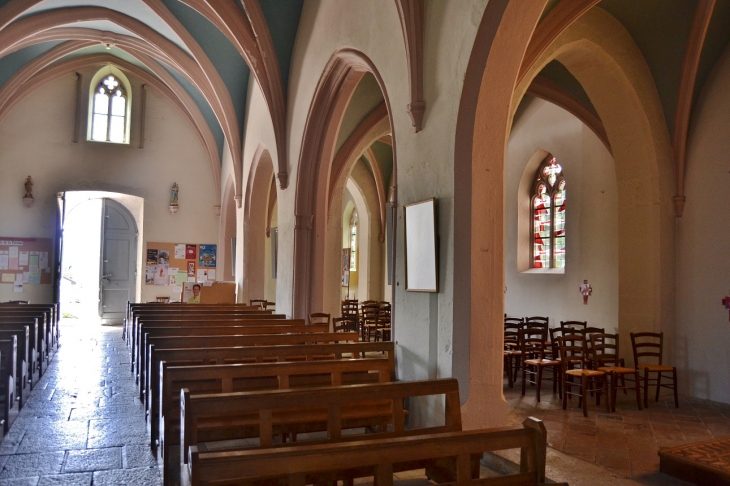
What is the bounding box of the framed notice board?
[0,237,54,285]
[145,242,218,301]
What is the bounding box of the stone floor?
[0,321,161,485]
[505,374,730,485]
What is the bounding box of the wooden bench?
[137,321,328,393]
[158,357,392,461]
[180,378,459,465]
[0,325,32,404]
[0,314,46,375]
[146,341,394,423]
[0,304,57,359]
[186,418,550,486]
[132,315,291,378]
[0,337,17,434]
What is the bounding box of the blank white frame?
[404,198,438,292]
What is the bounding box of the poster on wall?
[145,265,155,284]
[146,249,158,265]
[174,244,186,259]
[186,244,197,259]
[153,264,169,286]
[187,261,195,276]
[198,245,217,268]
[158,250,170,266]
[183,281,202,304]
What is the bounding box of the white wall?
[0,70,219,305]
[505,97,618,332]
[676,45,730,404]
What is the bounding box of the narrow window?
[91,75,128,143]
[349,210,358,271]
[531,157,566,268]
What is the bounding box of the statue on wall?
[23,176,33,199]
[170,182,179,206]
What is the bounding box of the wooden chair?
[250,299,266,308]
[155,296,170,303]
[262,301,276,310]
[591,333,642,412]
[519,328,560,402]
[360,303,380,341]
[309,312,331,327]
[333,316,358,333]
[630,332,678,408]
[376,302,391,342]
[526,316,549,327]
[504,316,524,327]
[557,334,609,417]
[560,320,587,331]
[341,299,359,317]
[503,323,523,388]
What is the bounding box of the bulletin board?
[200,282,236,304]
[145,242,217,301]
[0,237,54,286]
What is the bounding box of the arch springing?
[532,156,566,268]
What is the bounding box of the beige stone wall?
[505,97,618,331]
[0,70,219,304]
[676,45,730,404]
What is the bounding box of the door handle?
[102,273,113,279]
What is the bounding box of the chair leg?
[621,373,627,395]
[672,368,679,408]
[521,364,527,396]
[552,367,558,394]
[562,375,568,410]
[581,374,588,417]
[536,366,543,402]
[604,375,611,413]
[643,370,649,408]
[611,373,617,413]
[655,372,662,402]
[634,370,643,410]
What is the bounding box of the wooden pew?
[137,321,327,393]
[157,357,392,461]
[125,304,266,342]
[0,312,48,371]
[0,337,18,434]
[147,341,394,430]
[186,418,549,486]
[144,332,358,445]
[0,324,34,398]
[180,378,459,464]
[132,314,288,377]
[0,304,57,359]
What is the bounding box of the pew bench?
[0,326,32,405]
[157,357,393,461]
[0,317,43,381]
[0,338,17,434]
[186,418,550,486]
[146,341,394,423]
[0,304,57,359]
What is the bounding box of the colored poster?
[187,261,195,276]
[198,245,217,268]
[158,250,170,265]
[146,249,158,265]
[145,265,155,284]
[186,244,196,260]
[153,264,169,286]
[183,282,202,304]
[175,271,187,285]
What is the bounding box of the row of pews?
[0,303,59,436]
[125,302,562,486]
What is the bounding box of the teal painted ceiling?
[0,0,305,164]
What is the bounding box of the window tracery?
[532,156,566,268]
[90,75,128,143]
[349,210,358,271]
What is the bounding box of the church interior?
[0,0,729,484]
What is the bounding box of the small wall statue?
[169,182,179,213]
[23,176,34,207]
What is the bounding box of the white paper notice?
[9,247,18,259]
[207,270,216,281]
[13,274,23,293]
[19,252,28,266]
[22,272,29,284]
[174,244,186,259]
[197,269,207,283]
[39,252,48,271]
[0,253,8,270]
[187,277,195,282]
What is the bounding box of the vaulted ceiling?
[0,0,303,200]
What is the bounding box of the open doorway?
[59,192,143,325]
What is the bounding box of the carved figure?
[171,182,179,206]
[23,176,33,199]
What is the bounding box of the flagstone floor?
[504,374,730,485]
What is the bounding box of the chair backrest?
[518,328,547,360]
[526,316,549,326]
[333,316,358,333]
[631,332,664,366]
[560,320,587,330]
[262,301,276,310]
[590,333,620,368]
[504,317,524,327]
[524,321,548,333]
[250,299,266,307]
[557,334,588,369]
[156,296,170,303]
[309,312,331,326]
[549,327,564,358]
[378,303,391,326]
[341,300,359,317]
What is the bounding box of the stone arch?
[513,7,675,361]
[292,48,397,319]
[243,144,275,305]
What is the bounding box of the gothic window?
[532,157,566,269]
[91,75,128,143]
[349,210,358,271]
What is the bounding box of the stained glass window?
[532,156,566,269]
[91,75,127,143]
[349,210,358,271]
